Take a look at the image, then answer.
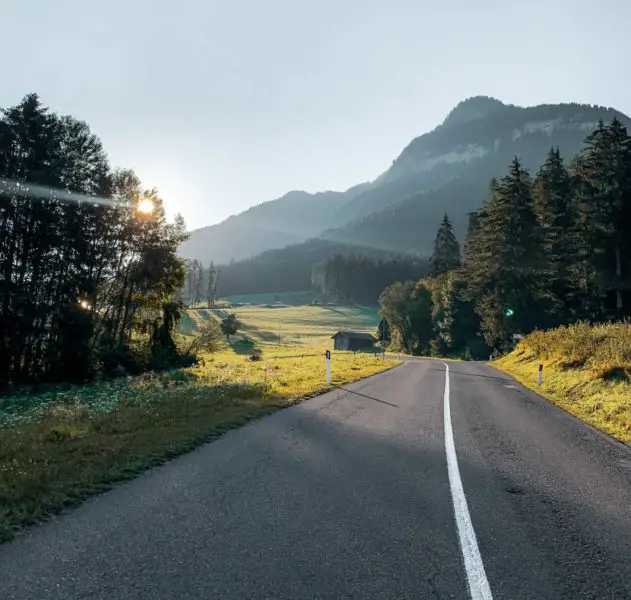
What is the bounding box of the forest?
[379,119,631,358]
[0,94,189,388]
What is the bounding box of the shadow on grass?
[0,378,281,543]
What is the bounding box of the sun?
[137,198,154,215]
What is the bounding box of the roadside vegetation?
[379,120,631,360]
[0,347,399,542]
[494,322,631,446]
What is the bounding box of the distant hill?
[180,185,370,263]
[216,238,413,297]
[183,96,631,293]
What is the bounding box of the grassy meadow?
[179,304,381,348]
[0,303,396,543]
[493,322,631,446]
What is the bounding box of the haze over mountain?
[181,96,630,270]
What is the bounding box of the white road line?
[442,362,494,600]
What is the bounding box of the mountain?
[216,238,410,297]
[183,96,631,295]
[179,184,371,263]
[325,98,629,244]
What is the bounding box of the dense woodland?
[0,95,189,388]
[379,119,631,358]
[311,254,428,305]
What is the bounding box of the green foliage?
[220,313,240,341]
[0,94,189,387]
[379,281,433,355]
[249,347,263,361]
[378,118,631,357]
[311,253,429,305]
[430,214,461,276]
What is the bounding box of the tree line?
[379,119,631,357]
[311,254,429,304]
[0,94,189,387]
[181,259,220,307]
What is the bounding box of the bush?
[249,347,263,361]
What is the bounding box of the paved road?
[2,360,631,599]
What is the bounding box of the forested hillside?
[181,238,429,301]
[183,96,631,269]
[183,97,631,297]
[379,119,631,358]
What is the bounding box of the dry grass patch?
[493,322,631,446]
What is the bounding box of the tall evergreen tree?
[573,119,631,317]
[465,158,543,349]
[430,213,461,276]
[531,147,576,323]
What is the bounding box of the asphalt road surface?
[2,360,631,599]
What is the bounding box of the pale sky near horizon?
[2,0,630,229]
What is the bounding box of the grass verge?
[493,322,631,446]
[0,349,400,543]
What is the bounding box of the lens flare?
[137,198,154,214]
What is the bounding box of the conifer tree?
[573,119,631,316]
[532,147,575,323]
[464,158,543,349]
[430,213,461,276]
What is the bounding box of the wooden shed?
[331,331,377,351]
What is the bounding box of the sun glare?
[137,198,154,214]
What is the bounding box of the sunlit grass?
[0,347,399,542]
[493,322,631,446]
[179,304,380,347]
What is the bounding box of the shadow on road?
[428,367,510,383]
[336,387,399,408]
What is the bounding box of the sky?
[2,0,630,229]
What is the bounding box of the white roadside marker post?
[325,350,332,385]
[537,363,543,387]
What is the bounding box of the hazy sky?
[2,0,630,229]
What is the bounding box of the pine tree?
[430,213,461,276]
[573,119,631,317]
[531,147,575,323]
[464,158,543,349]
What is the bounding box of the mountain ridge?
[180,96,631,268]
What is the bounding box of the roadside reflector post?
[537,364,543,387]
[325,350,331,385]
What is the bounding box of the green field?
[222,291,316,306]
[179,304,381,348]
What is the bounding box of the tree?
[430,214,461,276]
[220,313,240,342]
[0,94,189,386]
[464,158,544,350]
[531,147,576,324]
[572,119,631,317]
[379,280,433,354]
[207,262,217,308]
[184,319,223,355]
